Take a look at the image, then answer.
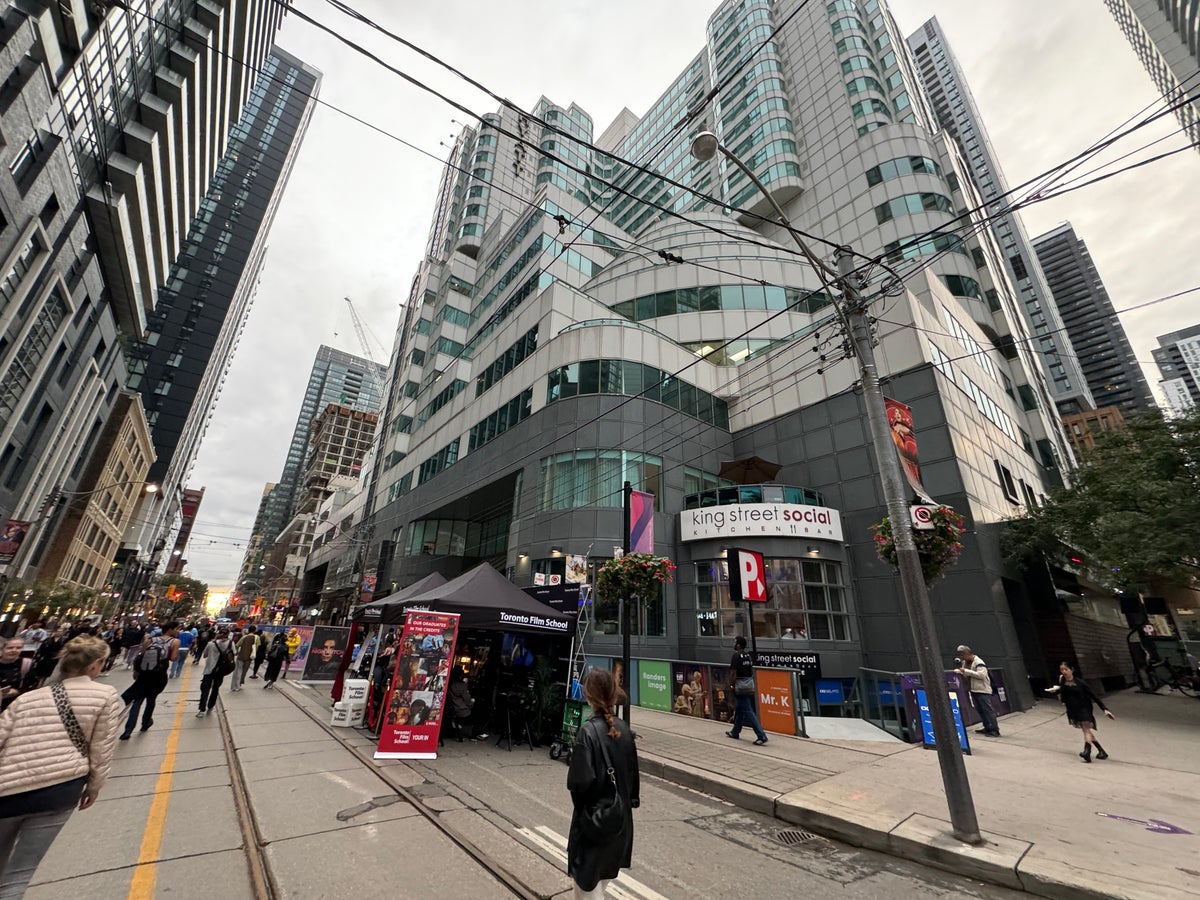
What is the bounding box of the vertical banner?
[375,612,460,759]
[628,490,654,554]
[754,669,796,735]
[884,397,932,501]
[0,519,30,564]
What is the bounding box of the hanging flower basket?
[595,554,676,605]
[871,507,965,583]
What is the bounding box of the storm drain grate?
[775,829,818,846]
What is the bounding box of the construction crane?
[344,297,389,364]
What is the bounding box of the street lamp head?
[690,130,721,163]
[144,483,159,493]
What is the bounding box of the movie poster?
[375,612,460,759]
[708,665,737,724]
[301,626,351,681]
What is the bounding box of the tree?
[1003,408,1200,588]
[151,574,208,620]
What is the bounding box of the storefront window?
[694,557,851,640]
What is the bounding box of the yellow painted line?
[127,664,194,899]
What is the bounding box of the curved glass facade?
[546,359,730,428]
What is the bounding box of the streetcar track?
[275,684,540,900]
[216,701,277,900]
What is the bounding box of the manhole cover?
[776,829,818,846]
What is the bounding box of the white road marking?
[515,826,672,900]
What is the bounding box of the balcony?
[683,483,825,510]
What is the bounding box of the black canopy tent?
[382,562,575,634]
[352,572,448,624]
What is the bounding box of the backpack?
[215,641,236,676]
[137,638,171,676]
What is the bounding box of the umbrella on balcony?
[719,455,782,485]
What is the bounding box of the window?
[874,192,953,223]
[546,359,728,427]
[694,558,850,640]
[538,450,661,511]
[1008,253,1029,280]
[865,155,941,186]
[994,460,1020,504]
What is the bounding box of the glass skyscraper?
[357,0,1077,707]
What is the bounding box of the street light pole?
[690,131,982,844]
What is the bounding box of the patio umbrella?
[719,455,782,485]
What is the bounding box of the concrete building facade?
[359,0,1082,710]
[1031,223,1157,417]
[906,17,1095,418]
[1107,0,1200,153]
[1153,322,1200,413]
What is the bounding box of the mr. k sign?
[728,548,768,604]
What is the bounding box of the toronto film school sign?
[679,503,844,543]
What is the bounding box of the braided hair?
[583,667,625,739]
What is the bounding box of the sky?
[183,0,1200,589]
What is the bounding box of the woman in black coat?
[1046,661,1115,762]
[262,633,288,689]
[567,668,640,898]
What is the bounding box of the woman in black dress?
[1046,661,1115,762]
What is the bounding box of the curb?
[640,752,1132,900]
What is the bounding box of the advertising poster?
[671,664,710,717]
[708,665,737,724]
[565,554,588,584]
[375,612,460,759]
[284,625,315,673]
[916,689,971,754]
[638,660,672,712]
[755,669,796,735]
[0,519,30,564]
[884,397,931,501]
[301,626,351,681]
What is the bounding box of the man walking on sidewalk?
[726,636,768,745]
[231,626,257,692]
[251,629,268,679]
[171,626,195,679]
[197,628,235,717]
[120,623,179,739]
[955,644,1000,737]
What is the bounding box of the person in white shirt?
[955,644,1000,737]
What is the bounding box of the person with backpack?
[119,623,179,740]
[197,628,236,718]
[725,636,768,745]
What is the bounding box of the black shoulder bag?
[580,718,627,840]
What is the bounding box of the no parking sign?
[910,504,938,531]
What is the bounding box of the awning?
[351,572,448,623]
[383,562,575,634]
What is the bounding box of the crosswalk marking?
[515,826,672,900]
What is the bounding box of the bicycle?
[1138,651,1200,698]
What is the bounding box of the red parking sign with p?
[729,548,767,603]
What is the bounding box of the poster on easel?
[374,611,460,759]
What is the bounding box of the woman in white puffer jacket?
[0,635,122,896]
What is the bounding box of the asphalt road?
[405,737,1023,899]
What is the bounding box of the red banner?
[374,611,460,759]
[884,397,931,501]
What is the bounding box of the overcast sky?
[184,0,1200,589]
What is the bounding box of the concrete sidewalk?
[630,689,1200,900]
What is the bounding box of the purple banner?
[629,490,654,554]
